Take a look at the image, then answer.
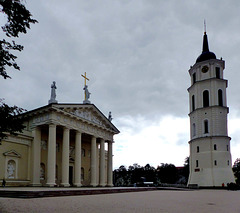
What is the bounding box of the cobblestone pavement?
[0,190,240,213]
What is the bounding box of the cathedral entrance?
[69,166,73,186]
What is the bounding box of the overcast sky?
[1,0,240,169]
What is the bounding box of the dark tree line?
[113,158,190,186]
[114,157,240,187]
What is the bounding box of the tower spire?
[204,19,206,35]
[196,22,216,63]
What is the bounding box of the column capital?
[48,123,57,128]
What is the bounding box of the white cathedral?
[187,30,235,187]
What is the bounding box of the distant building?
[187,30,235,187]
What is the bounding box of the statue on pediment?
[83,85,91,104]
[48,81,58,104]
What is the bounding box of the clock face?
[202,66,209,73]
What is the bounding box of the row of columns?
[31,124,113,187]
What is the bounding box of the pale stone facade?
[0,103,119,187]
[187,32,235,187]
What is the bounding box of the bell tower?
[187,29,235,187]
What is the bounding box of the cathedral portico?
[1,78,119,187]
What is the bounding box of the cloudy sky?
[1,0,240,169]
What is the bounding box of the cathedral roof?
[196,32,216,63]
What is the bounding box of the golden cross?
[81,72,89,86]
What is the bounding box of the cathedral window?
[204,120,209,134]
[214,144,217,150]
[81,148,85,157]
[40,163,45,180]
[216,67,220,79]
[81,167,84,181]
[218,89,223,106]
[193,73,196,84]
[203,90,209,107]
[192,95,195,111]
[197,146,199,153]
[196,160,199,167]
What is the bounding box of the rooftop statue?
[48,81,58,104]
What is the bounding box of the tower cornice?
[188,59,225,75]
[188,105,229,117]
[187,78,228,91]
[188,135,231,144]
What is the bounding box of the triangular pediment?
[53,104,120,134]
[3,150,21,158]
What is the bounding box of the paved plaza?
[0,189,239,213]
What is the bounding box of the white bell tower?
[187,29,235,187]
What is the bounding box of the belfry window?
[204,120,209,134]
[192,95,195,111]
[216,67,220,79]
[203,90,209,107]
[218,89,223,106]
[192,123,196,137]
[193,73,196,84]
[214,144,217,150]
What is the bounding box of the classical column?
[74,131,82,187]
[31,127,41,186]
[90,136,97,186]
[46,123,56,187]
[61,127,70,187]
[99,138,106,186]
[107,141,113,186]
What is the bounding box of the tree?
[0,0,37,140]
[0,99,26,141]
[233,158,240,185]
[0,0,38,79]
[113,165,130,186]
[157,163,178,184]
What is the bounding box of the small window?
[192,123,196,137]
[192,95,195,111]
[196,160,199,167]
[203,90,209,107]
[197,146,199,153]
[214,144,217,150]
[214,160,217,166]
[227,145,229,151]
[218,89,223,106]
[193,73,196,84]
[204,120,209,134]
[216,67,220,79]
[227,160,230,166]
